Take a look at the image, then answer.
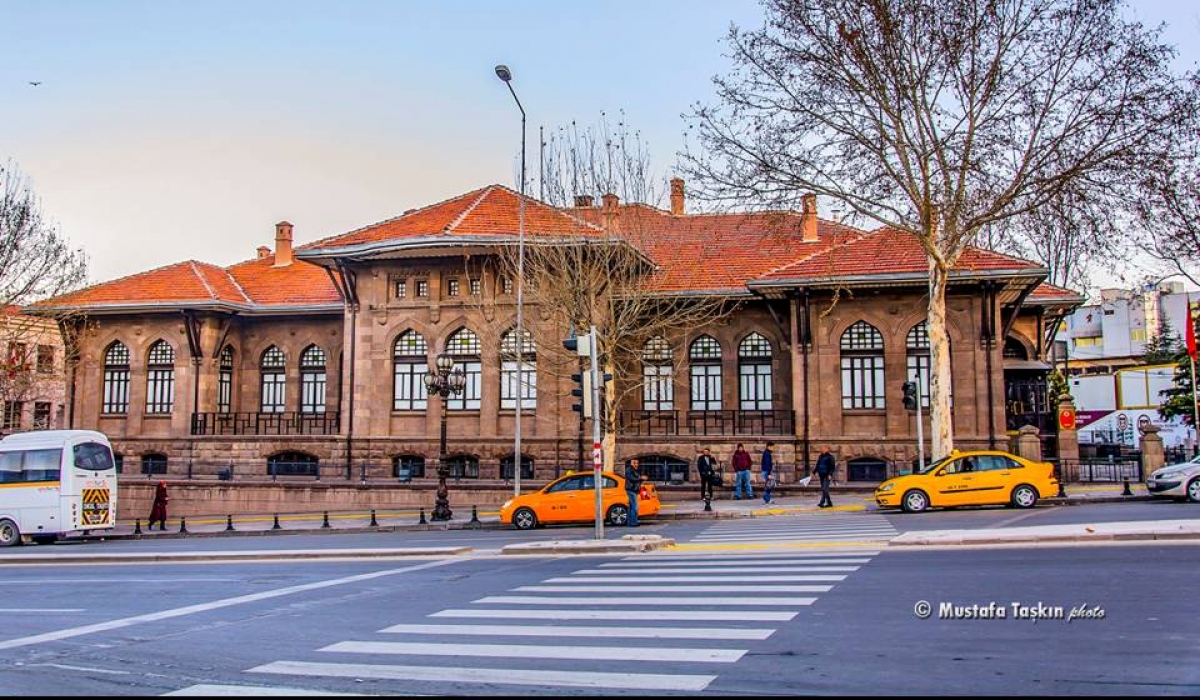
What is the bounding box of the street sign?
[593,442,602,470]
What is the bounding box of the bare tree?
[0,161,88,420]
[1137,148,1200,287]
[499,116,736,469]
[684,0,1194,456]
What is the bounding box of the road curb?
[0,546,474,565]
[501,534,676,555]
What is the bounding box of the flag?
[1188,295,1197,361]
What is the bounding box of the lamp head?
[494,64,512,82]
[436,354,455,373]
[449,369,467,393]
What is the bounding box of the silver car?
[1146,456,1200,502]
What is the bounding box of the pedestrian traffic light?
[570,371,593,418]
[902,380,918,410]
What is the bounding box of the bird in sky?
[28,81,41,86]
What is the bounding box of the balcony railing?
[191,411,341,436]
[618,409,795,437]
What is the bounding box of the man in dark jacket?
[761,442,776,504]
[731,443,753,500]
[815,445,836,508]
[624,459,643,527]
[696,447,717,511]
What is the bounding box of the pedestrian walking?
[148,480,169,531]
[761,441,776,504]
[731,443,753,499]
[816,445,836,508]
[696,447,718,511]
[624,459,643,527]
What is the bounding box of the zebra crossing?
[685,512,899,546]
[165,544,884,696]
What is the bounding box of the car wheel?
[0,519,21,547]
[513,508,538,531]
[1011,484,1038,509]
[1188,478,1200,504]
[901,490,929,513]
[606,504,629,526]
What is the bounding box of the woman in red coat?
[148,481,169,531]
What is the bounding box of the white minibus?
[0,430,118,546]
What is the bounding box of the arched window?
[906,322,931,409]
[500,328,536,410]
[840,321,885,409]
[393,331,429,411]
[218,346,234,414]
[393,454,425,481]
[102,341,130,415]
[140,452,168,475]
[1003,336,1029,360]
[642,337,674,410]
[445,454,479,479]
[267,451,319,478]
[145,340,175,414]
[634,454,690,483]
[260,346,287,413]
[738,333,773,410]
[445,328,482,410]
[500,453,535,480]
[299,345,327,414]
[689,336,722,411]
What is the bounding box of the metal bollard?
[226,514,235,531]
[1056,462,1067,499]
[471,505,481,524]
[370,509,378,527]
[322,511,331,528]
[179,516,188,534]
[419,507,427,525]
[134,518,143,534]
[272,513,281,530]
[1122,478,1133,496]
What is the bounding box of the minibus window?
[74,442,115,470]
[0,452,20,482]
[22,449,62,482]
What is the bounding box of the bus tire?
[0,519,22,547]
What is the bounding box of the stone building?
[1,306,69,436]
[30,181,1082,484]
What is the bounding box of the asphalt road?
[0,508,1197,696]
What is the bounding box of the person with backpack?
[815,445,836,508]
[761,442,776,504]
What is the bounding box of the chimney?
[256,246,271,259]
[601,193,621,232]
[601,192,620,210]
[670,178,685,215]
[801,194,818,242]
[574,194,595,208]
[273,221,294,266]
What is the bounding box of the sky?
[3,0,1199,291]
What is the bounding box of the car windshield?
[917,456,953,475]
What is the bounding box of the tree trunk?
[927,259,954,458]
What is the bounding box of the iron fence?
[190,411,341,436]
[618,409,794,437]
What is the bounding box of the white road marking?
[599,559,871,567]
[321,640,746,663]
[515,585,832,593]
[0,608,84,613]
[475,595,816,606]
[573,568,848,577]
[551,575,848,582]
[42,663,129,675]
[164,683,367,696]
[0,559,461,651]
[627,550,880,559]
[431,609,799,621]
[379,623,775,640]
[249,660,717,691]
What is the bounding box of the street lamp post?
[424,353,466,521]
[495,64,527,498]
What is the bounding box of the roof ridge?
[300,186,493,249]
[218,264,255,304]
[758,226,874,279]
[188,261,219,300]
[443,186,496,235]
[488,184,606,233]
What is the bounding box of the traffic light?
[570,371,593,418]
[562,332,591,357]
[902,380,918,410]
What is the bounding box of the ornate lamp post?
[424,353,466,521]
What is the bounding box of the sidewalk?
[85,481,1155,541]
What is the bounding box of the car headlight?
[877,483,895,493]
[501,499,513,510]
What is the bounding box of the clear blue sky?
[2,0,1197,287]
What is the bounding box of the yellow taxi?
[500,471,661,530]
[874,450,1059,513]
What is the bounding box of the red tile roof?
[30,184,1072,313]
[304,185,603,251]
